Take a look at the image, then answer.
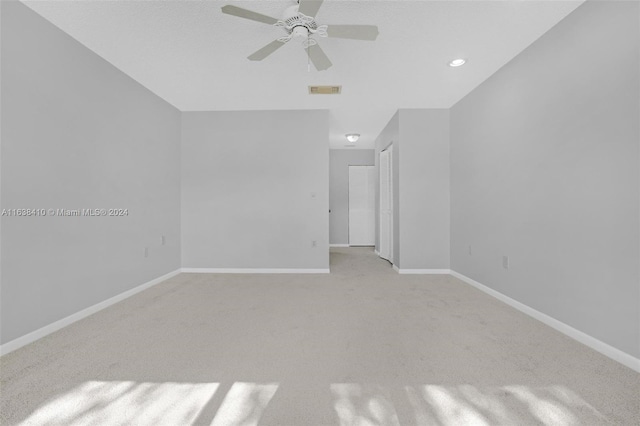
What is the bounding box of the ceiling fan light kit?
[221,0,379,71]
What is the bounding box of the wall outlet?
[503,255,509,270]
[312,240,317,247]
[144,247,149,258]
[161,235,166,246]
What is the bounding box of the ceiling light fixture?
[449,58,466,67]
[346,134,360,143]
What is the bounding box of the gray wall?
[181,110,329,269]
[329,149,374,245]
[398,109,450,270]
[374,110,450,270]
[450,1,639,357]
[1,2,181,344]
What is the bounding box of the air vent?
[309,85,341,95]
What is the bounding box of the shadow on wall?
[17,381,604,425]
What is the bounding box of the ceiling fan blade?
[307,44,332,71]
[326,25,379,41]
[298,0,324,18]
[248,40,286,61]
[221,5,278,25]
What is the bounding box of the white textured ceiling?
[22,0,583,148]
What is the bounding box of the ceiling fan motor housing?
[275,4,328,45]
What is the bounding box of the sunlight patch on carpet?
[19,381,219,426]
[211,382,279,426]
[404,385,606,426]
[331,383,401,426]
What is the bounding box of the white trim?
[0,269,181,357]
[450,270,640,373]
[181,268,330,274]
[392,264,400,273]
[330,244,350,248]
[396,268,451,275]
[374,250,380,256]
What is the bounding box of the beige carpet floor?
[1,247,638,425]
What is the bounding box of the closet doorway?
[379,147,393,262]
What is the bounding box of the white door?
[379,148,393,261]
[348,165,375,246]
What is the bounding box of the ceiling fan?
[221,0,379,71]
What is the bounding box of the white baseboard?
[374,250,380,256]
[390,264,450,274]
[449,270,640,373]
[181,268,330,274]
[396,268,451,275]
[330,244,350,248]
[0,269,181,357]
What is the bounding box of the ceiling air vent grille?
[308,85,341,95]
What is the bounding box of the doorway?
[348,165,375,246]
[379,147,393,262]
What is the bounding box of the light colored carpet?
[1,247,638,425]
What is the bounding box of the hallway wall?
[374,110,450,271]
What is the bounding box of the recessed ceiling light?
[449,58,466,67]
[345,134,360,143]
